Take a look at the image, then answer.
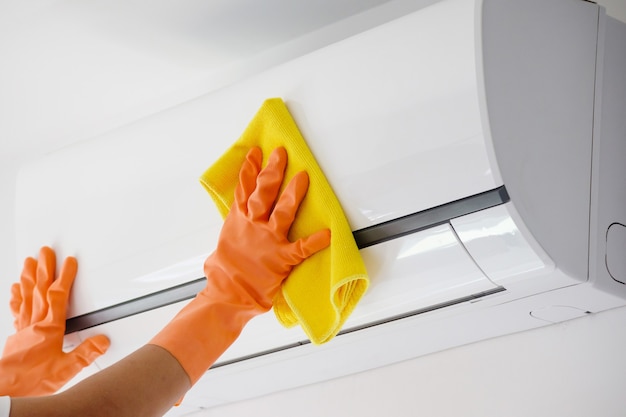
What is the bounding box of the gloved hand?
[0,247,110,396]
[150,146,331,384]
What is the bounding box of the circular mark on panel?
[530,305,589,323]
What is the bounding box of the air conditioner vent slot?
[212,286,505,368]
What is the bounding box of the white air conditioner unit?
[14,0,626,414]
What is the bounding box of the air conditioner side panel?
[480,0,599,280]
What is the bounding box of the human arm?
[10,345,189,417]
[6,146,330,417]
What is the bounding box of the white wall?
[0,1,625,416]
[598,0,626,22]
[0,162,20,343]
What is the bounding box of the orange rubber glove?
[150,146,331,384]
[0,247,110,397]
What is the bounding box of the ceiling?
[0,0,395,160]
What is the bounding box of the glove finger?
[269,171,309,236]
[18,256,37,328]
[234,147,263,214]
[248,147,287,221]
[286,229,331,264]
[32,246,56,323]
[47,256,78,326]
[10,283,22,330]
[58,334,110,383]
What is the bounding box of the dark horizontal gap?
[337,287,505,335]
[65,186,509,335]
[210,286,506,368]
[353,186,510,249]
[65,278,207,334]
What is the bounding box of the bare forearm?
[10,345,191,417]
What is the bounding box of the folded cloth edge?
[278,271,369,343]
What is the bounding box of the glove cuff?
[149,266,268,385]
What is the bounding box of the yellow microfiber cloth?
[200,98,369,344]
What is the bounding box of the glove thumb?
[60,334,110,377]
[39,334,110,393]
[288,229,331,263]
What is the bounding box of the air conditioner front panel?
[15,0,499,317]
[451,204,555,287]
